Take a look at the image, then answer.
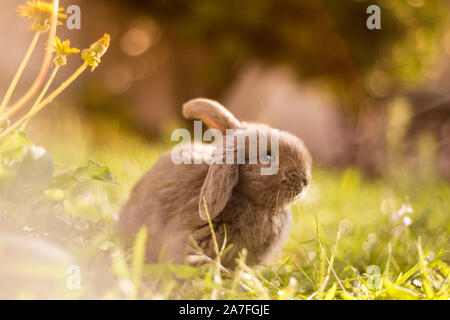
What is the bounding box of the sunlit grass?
[9,113,447,300]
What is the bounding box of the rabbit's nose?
[301,176,308,188]
[302,173,311,187]
[284,169,310,190]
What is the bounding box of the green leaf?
[324,283,337,300]
[6,146,54,201]
[385,279,420,300]
[131,226,148,287]
[51,171,78,189]
[142,264,169,281]
[221,244,234,257]
[168,264,201,279]
[395,264,419,285]
[430,260,450,278]
[418,238,435,299]
[0,130,32,159]
[339,292,357,300]
[72,158,116,183]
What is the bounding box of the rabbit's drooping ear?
[199,162,239,221]
[183,98,241,132]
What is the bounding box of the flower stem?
[0,63,87,138]
[20,65,60,130]
[0,0,59,124]
[0,32,40,114]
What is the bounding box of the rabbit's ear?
[183,98,241,132]
[199,162,239,221]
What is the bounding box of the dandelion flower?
[53,37,80,66]
[18,0,67,33]
[82,33,111,71]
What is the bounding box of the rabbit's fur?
[118,98,311,268]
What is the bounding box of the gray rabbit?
[118,98,311,268]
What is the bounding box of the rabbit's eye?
[261,151,276,164]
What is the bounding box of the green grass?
[0,114,449,299]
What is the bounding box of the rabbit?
[118,98,312,268]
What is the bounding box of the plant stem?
[203,198,221,260]
[0,0,59,123]
[20,65,60,130]
[0,33,40,114]
[0,63,87,138]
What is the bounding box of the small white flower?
[403,216,412,226]
[426,251,436,262]
[367,233,377,245]
[398,204,414,217]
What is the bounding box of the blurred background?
[1,0,450,178]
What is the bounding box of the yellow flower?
[53,37,80,66]
[18,0,67,33]
[82,33,111,71]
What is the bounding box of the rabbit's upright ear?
[183,98,241,132]
[199,162,239,221]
